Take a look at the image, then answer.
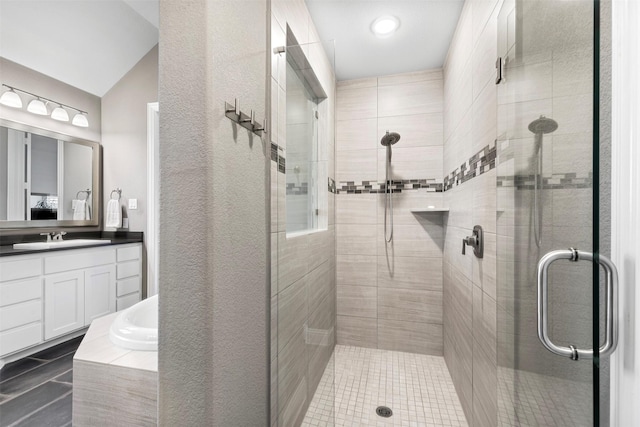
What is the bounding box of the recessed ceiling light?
[371,16,400,38]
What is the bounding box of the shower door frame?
[610,0,640,424]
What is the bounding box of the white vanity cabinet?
[0,242,142,361]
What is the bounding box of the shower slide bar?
[224,98,266,137]
[537,248,619,360]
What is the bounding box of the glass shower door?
[496,0,611,425]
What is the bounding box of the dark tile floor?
[0,336,83,427]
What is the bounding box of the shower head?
[380,131,401,146]
[528,116,558,134]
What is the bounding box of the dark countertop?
[0,231,143,257]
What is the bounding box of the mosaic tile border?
[336,179,443,194]
[270,142,286,173]
[444,142,497,191]
[497,173,592,190]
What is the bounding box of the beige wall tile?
[378,79,444,117]
[336,118,378,151]
[473,231,497,299]
[336,149,377,182]
[336,194,377,224]
[337,285,377,318]
[376,192,445,225]
[337,315,377,348]
[472,342,497,427]
[377,256,442,291]
[378,69,443,86]
[278,275,308,353]
[337,77,377,89]
[277,327,307,417]
[378,113,444,148]
[378,319,443,355]
[337,254,377,287]
[471,80,497,154]
[278,232,309,291]
[337,224,377,255]
[377,146,444,182]
[336,86,377,120]
[378,224,444,258]
[307,260,332,313]
[378,288,443,324]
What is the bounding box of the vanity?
[0,236,143,368]
[0,118,144,369]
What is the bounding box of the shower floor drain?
[376,406,393,418]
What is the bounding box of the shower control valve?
[462,225,484,258]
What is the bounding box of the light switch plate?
[128,199,138,210]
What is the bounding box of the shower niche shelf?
[410,208,450,213]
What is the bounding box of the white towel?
[106,199,122,228]
[73,199,86,220]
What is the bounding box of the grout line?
[7,389,72,427]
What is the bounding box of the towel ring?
[76,189,91,201]
[110,189,122,201]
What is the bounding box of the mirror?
[0,119,100,228]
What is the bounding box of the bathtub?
[109,294,158,351]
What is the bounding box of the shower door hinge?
[495,57,503,85]
[314,110,319,119]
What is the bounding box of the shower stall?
[271,0,613,425]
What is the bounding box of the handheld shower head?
[528,116,558,134]
[380,131,401,146]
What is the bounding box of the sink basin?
[13,239,112,250]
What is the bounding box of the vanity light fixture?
[0,85,23,108]
[371,15,400,38]
[51,104,70,122]
[0,84,89,127]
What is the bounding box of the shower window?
[285,40,327,235]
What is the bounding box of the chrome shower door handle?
[537,248,619,361]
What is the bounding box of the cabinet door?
[44,271,85,340]
[84,265,116,326]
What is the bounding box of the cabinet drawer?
[117,261,140,280]
[117,245,141,262]
[45,248,116,274]
[0,322,42,357]
[0,277,42,307]
[117,276,140,297]
[117,293,140,311]
[0,299,42,332]
[0,257,42,282]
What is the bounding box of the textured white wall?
[158,0,268,425]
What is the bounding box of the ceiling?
[0,0,159,97]
[305,0,464,81]
[0,0,461,93]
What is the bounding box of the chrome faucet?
[40,231,67,242]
